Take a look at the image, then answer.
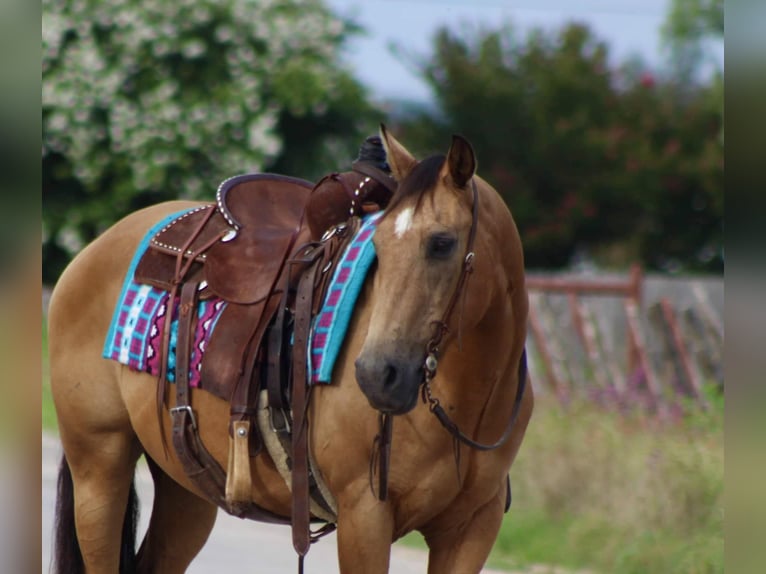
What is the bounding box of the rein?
[372,178,528,499]
[420,178,526,450]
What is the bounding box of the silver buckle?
[170,405,197,430]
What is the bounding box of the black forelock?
[384,154,446,215]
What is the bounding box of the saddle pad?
[102,209,226,387]
[103,208,382,388]
[309,212,383,383]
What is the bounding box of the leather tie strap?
[351,161,398,194]
[171,281,229,509]
[369,413,393,501]
[290,245,324,557]
[157,206,225,455]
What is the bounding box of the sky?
[325,0,723,102]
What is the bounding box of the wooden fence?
[525,264,723,416]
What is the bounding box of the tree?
[661,0,723,80]
[43,0,380,282]
[394,22,723,273]
[661,0,723,147]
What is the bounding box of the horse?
[48,127,534,573]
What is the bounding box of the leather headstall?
[421,179,527,448]
[372,178,528,506]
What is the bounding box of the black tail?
[54,455,140,574]
[120,477,139,574]
[54,456,83,574]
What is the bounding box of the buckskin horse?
[49,127,533,573]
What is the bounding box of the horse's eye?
[426,233,457,260]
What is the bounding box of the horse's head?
[354,126,483,415]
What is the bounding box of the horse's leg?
[335,483,395,574]
[422,491,505,574]
[61,426,143,573]
[51,299,143,571]
[136,456,217,574]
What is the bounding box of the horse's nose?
[355,356,403,389]
[381,362,399,388]
[355,354,422,414]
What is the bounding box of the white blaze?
[394,207,414,238]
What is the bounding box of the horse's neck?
[439,285,524,425]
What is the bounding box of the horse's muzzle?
[355,351,423,415]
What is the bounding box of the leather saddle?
[135,173,311,305]
[135,167,394,401]
[131,152,396,558]
[136,174,316,401]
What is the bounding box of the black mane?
[384,154,446,215]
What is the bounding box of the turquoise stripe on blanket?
[102,210,190,358]
[102,208,227,388]
[310,212,382,383]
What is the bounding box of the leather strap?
[351,161,398,194]
[424,349,528,452]
[265,221,359,524]
[290,245,324,556]
[370,413,393,501]
[423,179,480,358]
[175,281,198,408]
[171,281,229,508]
[157,206,225,454]
[169,280,290,522]
[266,288,291,417]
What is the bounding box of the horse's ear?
[445,134,476,189]
[379,124,417,182]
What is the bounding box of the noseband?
[372,179,528,500]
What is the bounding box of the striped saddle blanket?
[103,210,382,387]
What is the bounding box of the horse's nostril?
[382,364,398,387]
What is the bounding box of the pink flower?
[640,72,655,88]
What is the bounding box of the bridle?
[372,178,528,500]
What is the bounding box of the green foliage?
[662,0,723,78]
[42,379,58,431]
[395,23,723,272]
[42,318,57,431]
[43,0,380,282]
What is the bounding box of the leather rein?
[373,178,528,499]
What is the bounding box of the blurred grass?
[398,394,722,573]
[42,318,57,431]
[486,396,723,573]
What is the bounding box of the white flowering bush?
[43,0,377,279]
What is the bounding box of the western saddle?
[132,137,397,562]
